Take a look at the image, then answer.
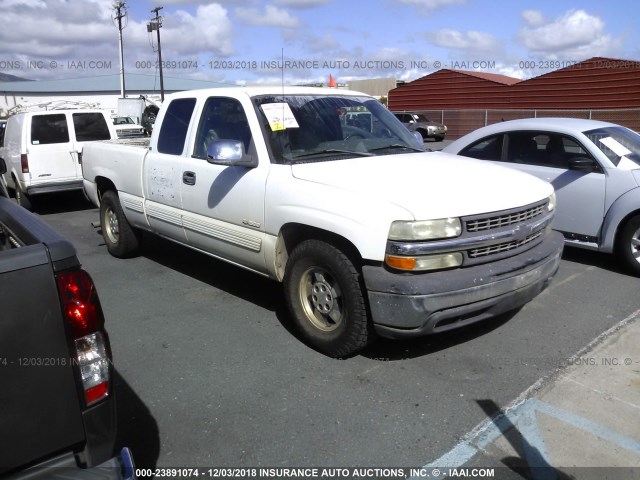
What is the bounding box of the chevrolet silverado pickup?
[0,158,134,478]
[82,87,564,358]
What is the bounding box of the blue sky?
[0,0,638,85]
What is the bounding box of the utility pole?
[147,6,165,101]
[112,1,127,98]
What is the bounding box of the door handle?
[183,171,196,185]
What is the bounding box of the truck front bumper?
[363,231,564,338]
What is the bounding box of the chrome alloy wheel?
[630,225,640,265]
[103,206,120,244]
[298,267,344,332]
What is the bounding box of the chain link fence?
[416,109,640,140]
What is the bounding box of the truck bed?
[82,138,149,202]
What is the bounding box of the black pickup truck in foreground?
[0,158,134,479]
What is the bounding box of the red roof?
[448,70,521,85]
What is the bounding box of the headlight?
[547,192,556,212]
[388,218,462,241]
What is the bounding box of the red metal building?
[388,57,640,137]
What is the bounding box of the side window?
[508,132,595,169]
[30,114,69,145]
[72,113,111,141]
[507,132,546,165]
[459,134,503,161]
[157,98,197,155]
[193,97,253,159]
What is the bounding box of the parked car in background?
[392,111,447,141]
[444,118,640,275]
[0,109,116,210]
[0,157,134,479]
[112,116,145,139]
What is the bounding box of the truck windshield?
[253,94,424,164]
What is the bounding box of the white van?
[0,109,115,210]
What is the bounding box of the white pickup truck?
[82,86,564,357]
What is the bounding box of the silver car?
[444,118,640,275]
[393,112,447,141]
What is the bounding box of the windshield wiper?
[293,149,374,160]
[368,144,424,153]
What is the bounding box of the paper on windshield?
[599,137,632,157]
[261,103,299,131]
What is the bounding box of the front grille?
[469,231,543,258]
[466,203,546,233]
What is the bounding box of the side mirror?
[206,140,257,168]
[0,157,6,175]
[568,156,598,172]
[413,131,424,144]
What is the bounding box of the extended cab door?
[180,95,268,273]
[143,97,198,241]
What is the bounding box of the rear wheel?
[284,239,371,358]
[100,190,140,258]
[617,214,640,276]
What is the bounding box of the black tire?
[283,239,371,358]
[14,181,33,211]
[100,190,140,258]
[435,135,445,142]
[617,214,640,276]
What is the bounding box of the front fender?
[600,186,640,253]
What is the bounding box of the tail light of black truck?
[56,269,111,407]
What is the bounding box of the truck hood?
[291,152,554,219]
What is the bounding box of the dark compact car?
[393,112,447,141]
[0,158,134,479]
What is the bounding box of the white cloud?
[396,0,465,9]
[273,0,333,7]
[427,29,500,52]
[161,4,234,56]
[306,33,340,53]
[521,10,545,27]
[518,9,617,59]
[235,5,301,28]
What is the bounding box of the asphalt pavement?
[30,192,640,478]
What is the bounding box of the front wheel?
[100,190,140,258]
[283,240,371,358]
[617,214,640,276]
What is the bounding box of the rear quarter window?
[459,134,503,160]
[72,113,112,141]
[30,114,69,145]
[157,98,197,155]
